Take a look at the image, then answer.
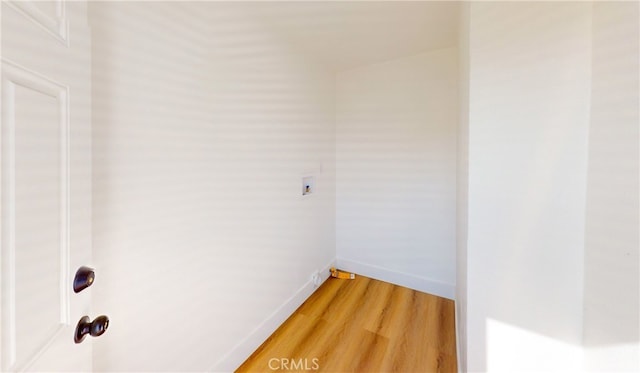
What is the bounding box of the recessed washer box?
[302,176,314,196]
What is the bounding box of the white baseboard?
[336,257,455,300]
[210,258,337,372]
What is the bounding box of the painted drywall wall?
[455,2,470,371]
[583,2,639,371]
[89,3,335,371]
[238,2,460,72]
[336,48,458,299]
[466,2,592,371]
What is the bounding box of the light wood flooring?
[236,274,457,372]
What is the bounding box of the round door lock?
[74,315,109,343]
[73,266,95,293]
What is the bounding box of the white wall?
[336,48,458,299]
[583,2,639,371]
[89,3,335,371]
[466,2,592,371]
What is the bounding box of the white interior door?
[1,1,93,371]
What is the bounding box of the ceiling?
[241,1,461,72]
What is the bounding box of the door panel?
[5,1,68,44]
[3,62,70,371]
[1,1,92,371]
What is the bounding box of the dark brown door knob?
[74,315,109,343]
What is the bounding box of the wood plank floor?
[236,274,457,372]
